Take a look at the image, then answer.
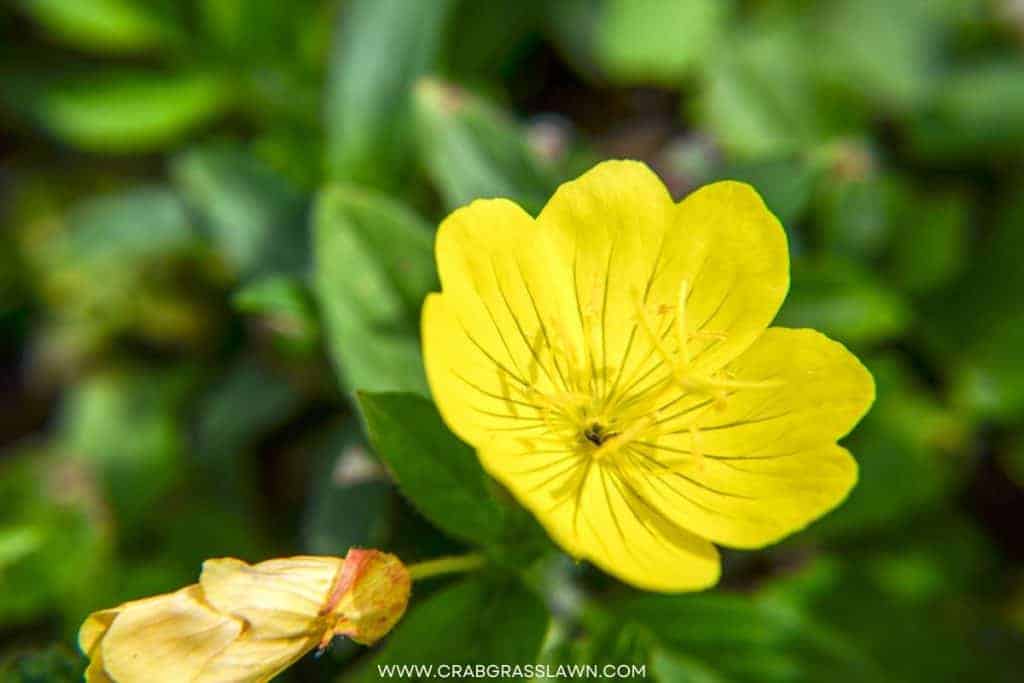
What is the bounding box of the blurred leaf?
[922,190,1024,354]
[234,274,321,354]
[32,185,218,356]
[0,454,109,626]
[413,78,559,213]
[776,257,911,346]
[611,591,877,682]
[649,648,727,683]
[197,0,326,66]
[596,0,730,85]
[356,392,506,548]
[314,185,436,394]
[324,0,454,188]
[816,171,892,261]
[4,70,234,152]
[194,358,304,509]
[910,62,1024,161]
[54,185,196,264]
[697,20,846,158]
[172,143,309,281]
[953,314,1024,423]
[887,189,968,294]
[810,0,943,110]
[61,367,194,524]
[353,575,548,681]
[303,422,393,555]
[769,517,1023,683]
[16,0,180,53]
[441,1,543,81]
[921,189,1024,423]
[0,644,84,682]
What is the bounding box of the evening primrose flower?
[422,160,874,592]
[79,549,410,682]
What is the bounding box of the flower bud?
[322,548,412,646]
[79,549,410,682]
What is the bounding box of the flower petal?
[196,633,320,682]
[479,445,720,592]
[102,586,242,683]
[424,198,579,448]
[535,160,680,403]
[667,181,790,373]
[629,328,873,548]
[199,556,342,638]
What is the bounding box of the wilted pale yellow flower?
[422,160,874,592]
[80,549,410,682]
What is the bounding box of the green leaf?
[0,453,109,626]
[16,0,180,53]
[59,186,194,261]
[648,648,728,683]
[596,0,730,85]
[776,257,910,346]
[613,592,877,683]
[354,575,548,681]
[920,189,1024,361]
[33,185,217,352]
[7,70,234,152]
[324,0,454,188]
[697,21,841,158]
[194,359,304,509]
[61,367,195,523]
[768,518,1022,683]
[302,422,393,555]
[953,314,1024,424]
[233,274,321,354]
[887,189,968,294]
[313,185,436,394]
[810,0,942,110]
[356,392,506,547]
[910,62,1024,161]
[172,143,309,280]
[413,78,559,213]
[816,173,893,261]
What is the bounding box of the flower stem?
[407,553,486,581]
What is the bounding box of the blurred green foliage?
[2,0,1024,681]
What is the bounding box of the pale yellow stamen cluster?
[506,278,776,472]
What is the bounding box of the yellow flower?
[422,160,874,592]
[79,549,410,682]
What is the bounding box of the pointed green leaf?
[313,185,436,394]
[325,0,454,188]
[413,78,559,213]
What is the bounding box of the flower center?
[582,422,610,446]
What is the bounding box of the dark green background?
[2,1,1024,681]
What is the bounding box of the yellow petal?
[537,165,788,382]
[535,160,680,398]
[79,609,118,656]
[199,556,342,638]
[101,586,242,683]
[424,198,578,448]
[479,444,720,592]
[668,180,789,373]
[84,648,114,683]
[627,328,873,548]
[196,633,320,683]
